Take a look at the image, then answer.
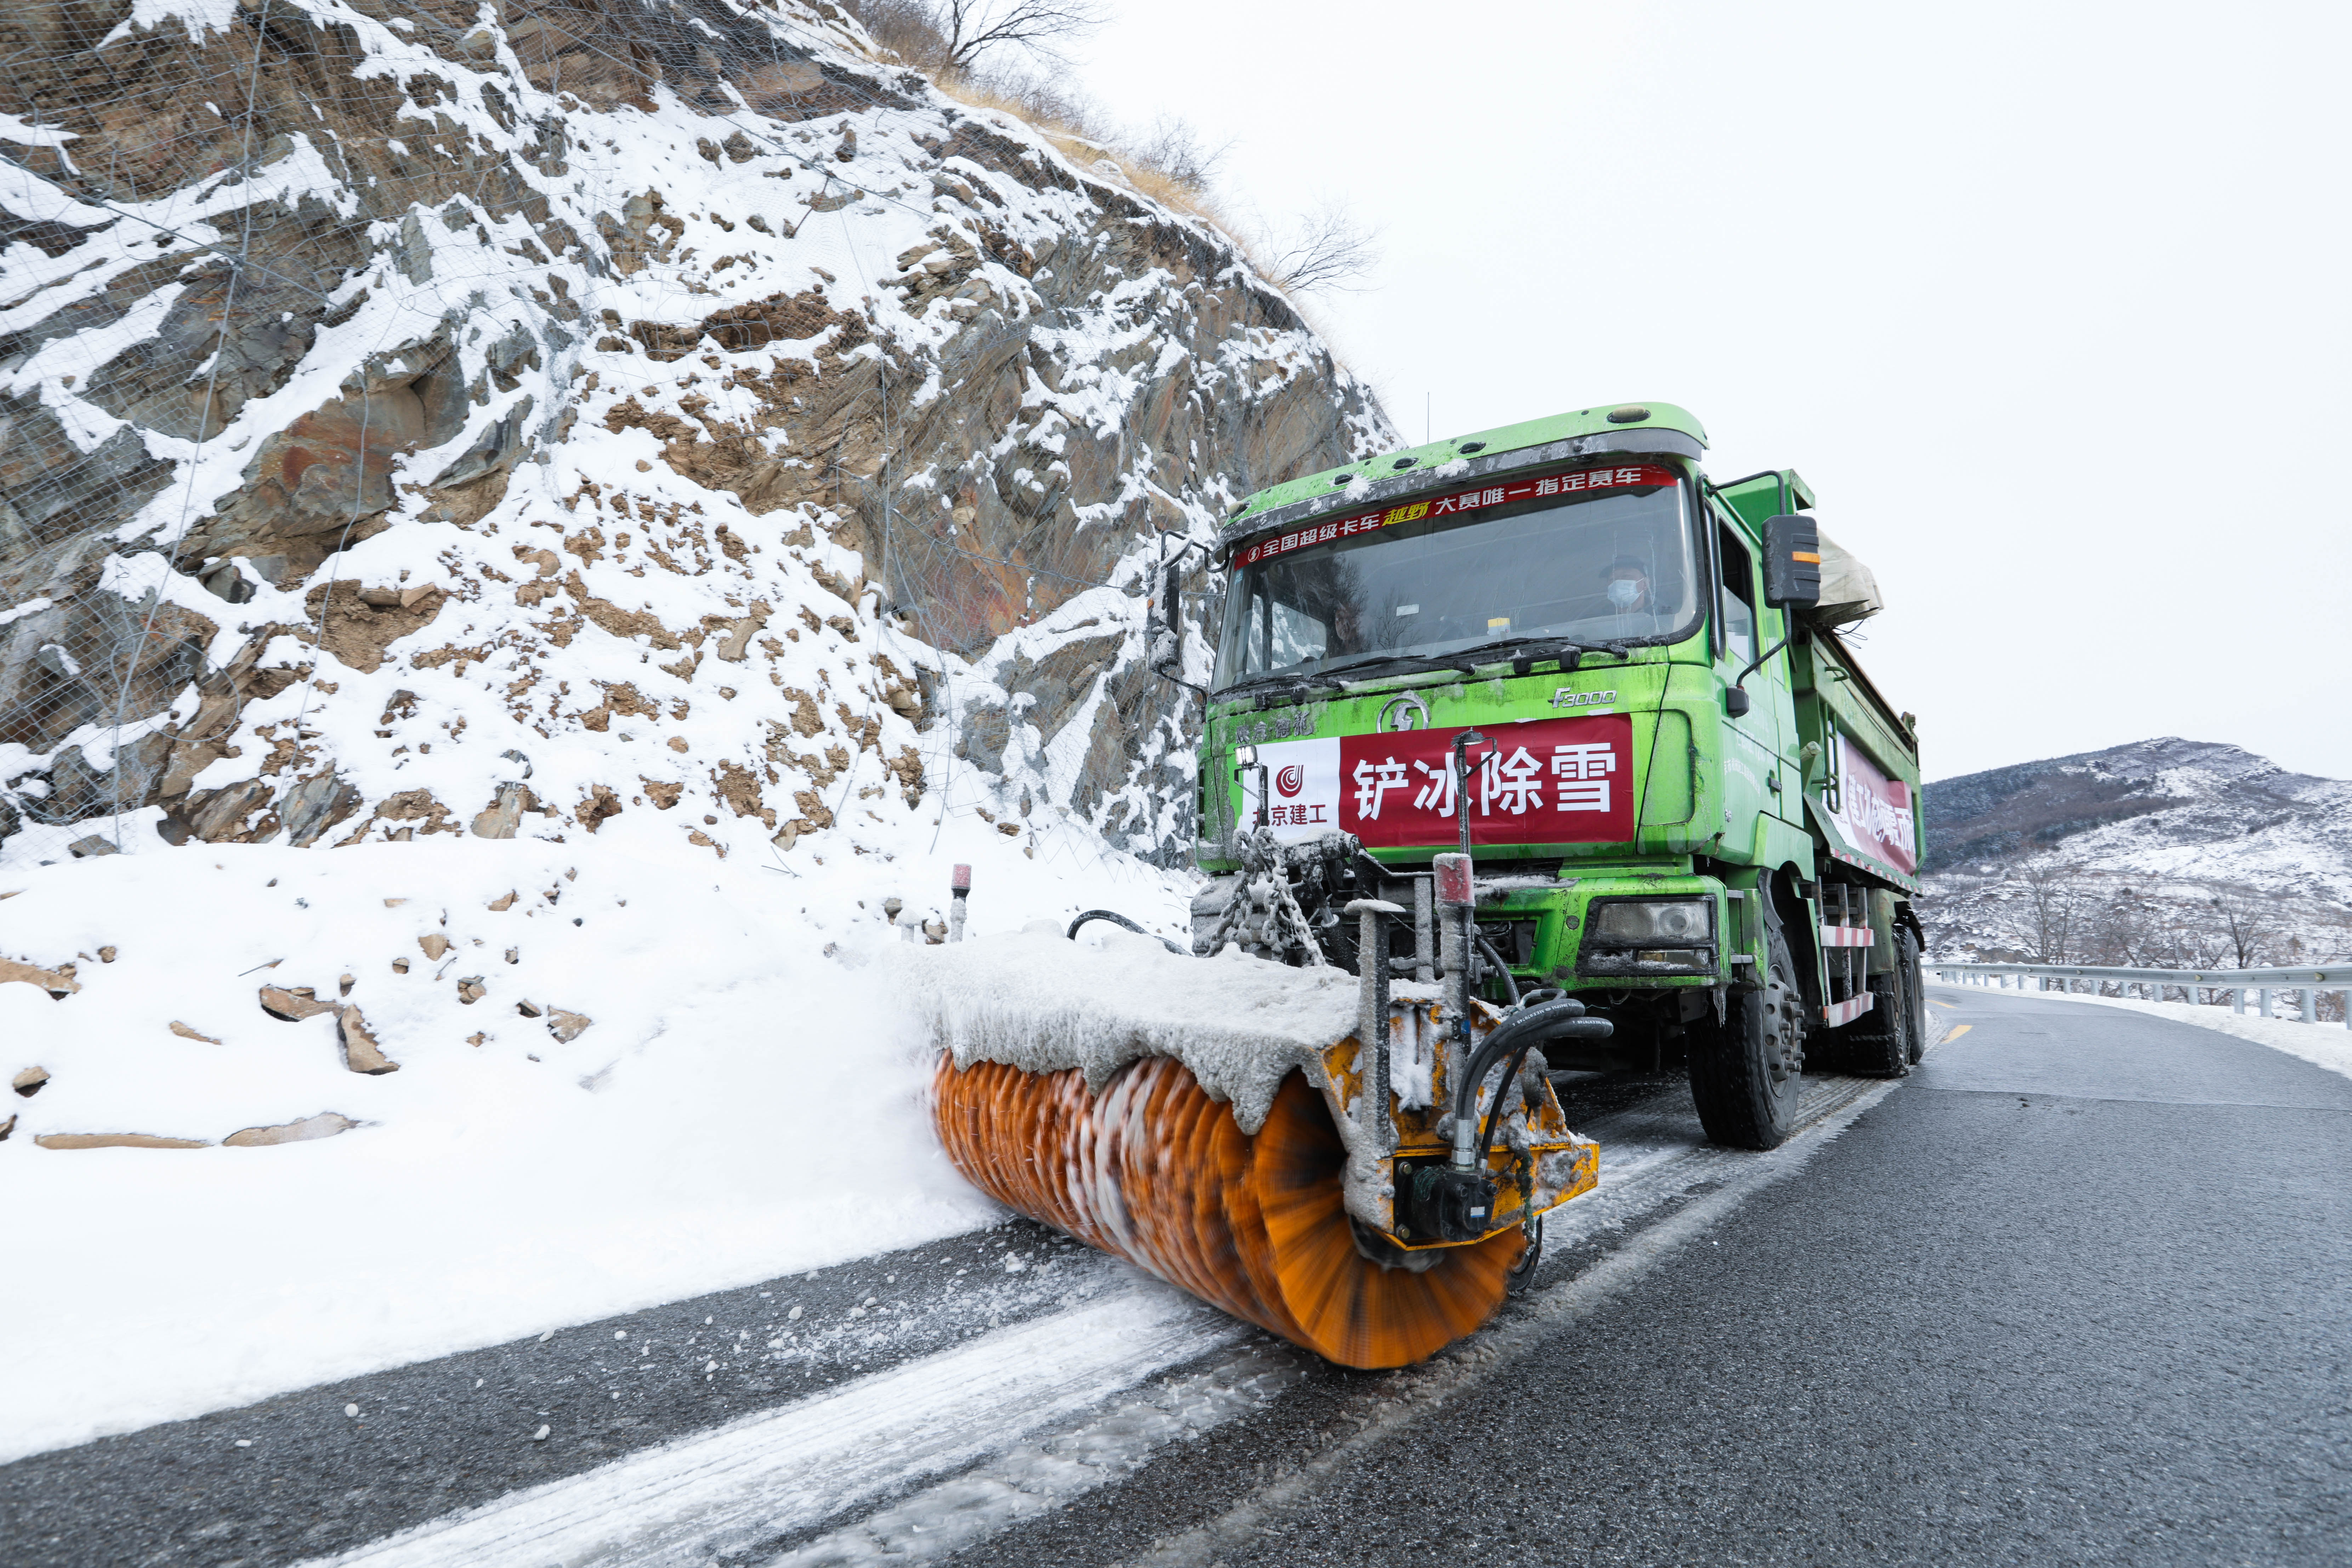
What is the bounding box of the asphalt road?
[995,988,2352,1568]
[5,988,2346,1566]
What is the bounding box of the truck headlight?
[1587,898,1713,944]
[1578,897,1717,977]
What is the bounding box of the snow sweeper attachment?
[889,850,1609,1369]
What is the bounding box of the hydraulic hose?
[1474,932,1523,1007]
[1447,998,1612,1168]
[1476,1043,1545,1170]
[1066,909,1188,956]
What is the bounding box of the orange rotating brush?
[932,1053,1522,1369]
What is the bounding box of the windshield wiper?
[1215,670,1321,705]
[1442,635,1630,673]
[1218,637,1632,703]
[1317,648,1439,678]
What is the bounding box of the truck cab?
[1184,402,1927,1148]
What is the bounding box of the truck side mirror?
[1151,550,1209,698]
[1761,515,1822,609]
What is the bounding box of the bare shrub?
[852,4,1371,302]
[1260,200,1383,296]
[854,0,955,70]
[1125,114,1231,191]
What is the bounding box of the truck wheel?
[1688,905,1807,1149]
[1843,960,1911,1078]
[1899,930,1927,1065]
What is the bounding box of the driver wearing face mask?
[1603,555,1652,614]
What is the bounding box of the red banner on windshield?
[1234,464,1678,569]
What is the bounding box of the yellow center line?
[1942,1024,1974,1041]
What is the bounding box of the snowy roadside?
[0,825,1191,1465]
[1928,983,2352,1084]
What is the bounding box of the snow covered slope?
[0,0,1388,871]
[0,0,1390,1459]
[1917,738,2352,965]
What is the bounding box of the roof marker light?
[1606,405,1651,424]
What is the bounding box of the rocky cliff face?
[0,0,1386,871]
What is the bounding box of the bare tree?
[851,0,1103,73]
[2017,859,2080,964]
[2208,889,2272,968]
[1263,200,1382,295]
[935,0,1106,72]
[2085,887,2153,979]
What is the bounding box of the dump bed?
[1790,629,1923,892]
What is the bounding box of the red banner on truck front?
[1232,465,1679,569]
[1247,716,1635,848]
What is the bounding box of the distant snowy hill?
[1916,739,2352,966]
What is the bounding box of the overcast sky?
[1066,0,2351,784]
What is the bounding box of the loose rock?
[336,1007,400,1074]
[259,985,336,1021]
[223,1112,359,1147]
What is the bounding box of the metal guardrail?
[1930,961,2352,1028]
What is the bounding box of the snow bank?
[882,928,1361,1135]
[0,825,1192,1464]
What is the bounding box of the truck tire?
[1840,958,1911,1078]
[1689,904,1807,1149]
[1899,929,1927,1065]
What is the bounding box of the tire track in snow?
[304,1292,1245,1568]
[308,1043,1946,1568]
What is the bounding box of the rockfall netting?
[0,0,1388,870]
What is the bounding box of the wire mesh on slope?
[0,0,1371,875]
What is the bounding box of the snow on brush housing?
[0,0,1390,874]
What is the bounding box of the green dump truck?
[1174,401,1927,1149]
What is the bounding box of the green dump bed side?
[1789,630,1924,893]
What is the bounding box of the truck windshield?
[1214,466,1697,690]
